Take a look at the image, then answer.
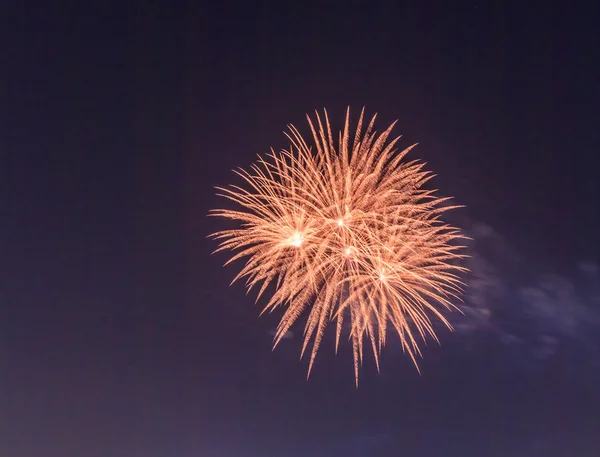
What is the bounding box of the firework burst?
[210,108,468,384]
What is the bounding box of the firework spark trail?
[210,107,469,385]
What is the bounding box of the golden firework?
[210,108,468,384]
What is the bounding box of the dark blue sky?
[2,1,599,456]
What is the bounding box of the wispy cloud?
[454,220,600,371]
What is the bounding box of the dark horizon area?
[2,1,599,456]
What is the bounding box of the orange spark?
[209,107,469,385]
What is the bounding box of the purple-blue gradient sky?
[2,2,599,456]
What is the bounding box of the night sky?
[3,1,600,456]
